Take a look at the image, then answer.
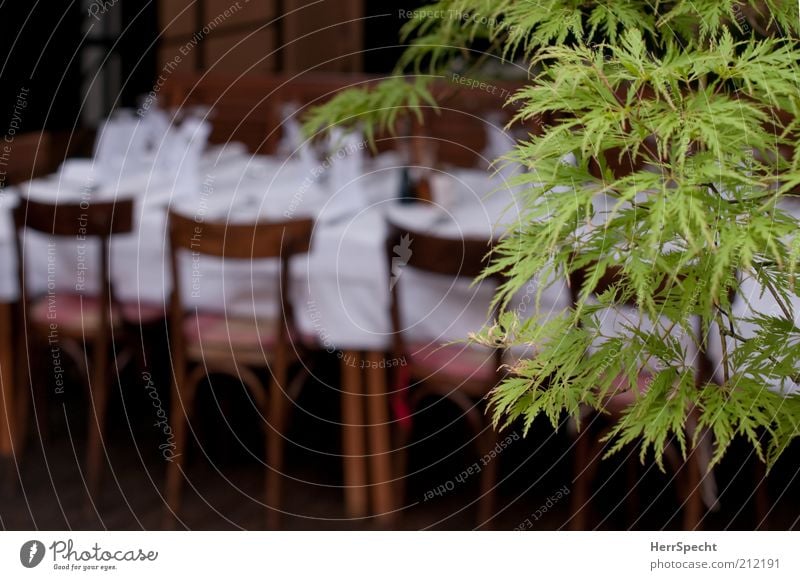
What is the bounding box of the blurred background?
[0,1,798,532]
[0,1,425,134]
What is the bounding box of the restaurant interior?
[0,0,799,531]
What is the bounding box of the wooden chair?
[0,132,53,487]
[567,264,709,530]
[3,132,53,185]
[385,221,505,528]
[164,211,313,529]
[13,196,137,499]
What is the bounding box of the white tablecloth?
[0,149,570,351]
[704,199,800,395]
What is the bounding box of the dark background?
[0,1,157,134]
[0,0,428,136]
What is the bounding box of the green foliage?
[303,1,800,467]
[301,77,438,144]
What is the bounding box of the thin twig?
[715,308,731,387]
[751,263,794,322]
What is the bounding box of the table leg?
[0,302,14,459]
[340,350,368,518]
[682,447,704,531]
[364,351,396,526]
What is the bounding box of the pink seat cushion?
[603,372,653,415]
[183,312,281,351]
[30,294,165,331]
[408,341,498,383]
[119,302,165,325]
[29,294,120,333]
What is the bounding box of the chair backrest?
[385,221,497,280]
[14,197,133,236]
[3,132,53,185]
[568,263,636,308]
[166,210,314,347]
[13,196,134,347]
[167,211,312,258]
[385,220,503,367]
[567,262,714,383]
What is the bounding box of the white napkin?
[480,114,530,219]
[276,103,303,157]
[319,129,367,223]
[277,102,319,176]
[483,113,524,179]
[94,110,149,165]
[482,113,514,163]
[139,106,172,152]
[156,118,212,197]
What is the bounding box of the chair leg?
[340,352,368,519]
[0,455,12,496]
[364,352,396,526]
[31,368,50,446]
[85,345,110,503]
[163,365,197,529]
[23,338,50,448]
[624,454,640,527]
[476,428,498,529]
[13,350,32,462]
[753,460,769,530]
[15,337,52,463]
[0,302,15,465]
[681,448,703,530]
[438,390,498,529]
[128,318,166,387]
[570,426,593,530]
[266,355,289,530]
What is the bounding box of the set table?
[2,142,789,521]
[0,145,551,521]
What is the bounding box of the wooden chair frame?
[164,210,313,529]
[13,196,134,500]
[385,220,505,527]
[566,262,709,530]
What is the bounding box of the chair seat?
[390,343,500,432]
[119,302,165,325]
[603,372,653,415]
[30,294,120,336]
[30,295,165,334]
[408,341,499,385]
[183,312,283,361]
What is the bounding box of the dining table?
[0,190,17,470]
[5,127,782,521]
[0,135,573,522]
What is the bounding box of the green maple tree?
[304,1,800,467]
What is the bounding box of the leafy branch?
[304,1,800,467]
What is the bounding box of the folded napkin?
[482,113,526,185]
[276,103,303,157]
[94,110,150,166]
[58,159,101,188]
[139,106,172,152]
[156,117,212,197]
[276,102,319,176]
[317,129,368,224]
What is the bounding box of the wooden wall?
[161,71,526,166]
[157,0,364,77]
[161,72,376,153]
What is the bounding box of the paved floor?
[1,354,797,530]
